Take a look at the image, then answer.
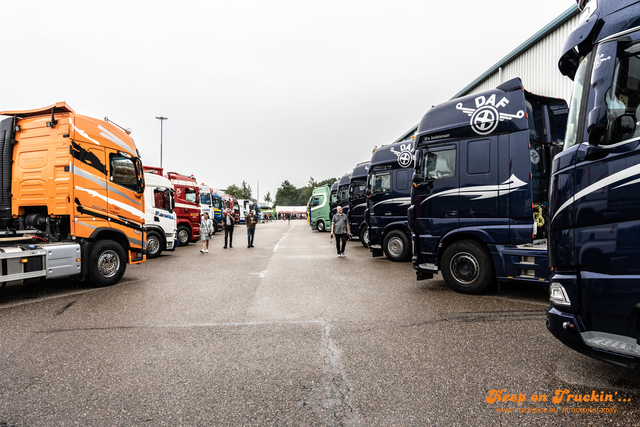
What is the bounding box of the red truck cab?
[144,167,200,246]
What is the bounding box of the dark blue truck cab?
[329,181,339,220]
[408,77,567,294]
[337,172,351,218]
[365,141,415,262]
[348,161,370,246]
[547,0,640,368]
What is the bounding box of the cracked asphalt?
[0,220,639,426]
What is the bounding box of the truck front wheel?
[177,226,191,246]
[441,240,493,294]
[360,226,369,248]
[88,240,127,287]
[146,231,163,259]
[316,220,325,232]
[383,230,411,262]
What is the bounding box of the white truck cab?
[144,172,178,258]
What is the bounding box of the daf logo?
[457,94,524,136]
[594,53,611,70]
[390,143,413,168]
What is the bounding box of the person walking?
[331,205,350,257]
[223,208,235,249]
[200,212,214,253]
[246,209,258,248]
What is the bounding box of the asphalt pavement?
[0,220,638,426]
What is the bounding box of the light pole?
[155,116,168,168]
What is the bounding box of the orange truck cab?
[0,102,145,287]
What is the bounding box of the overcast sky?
[3,0,574,201]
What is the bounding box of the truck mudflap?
[0,243,82,287]
[546,307,639,369]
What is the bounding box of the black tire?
[360,226,369,248]
[177,226,191,246]
[146,231,163,259]
[87,240,127,287]
[383,230,411,262]
[441,240,493,294]
[317,220,326,232]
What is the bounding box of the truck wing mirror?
[365,189,371,196]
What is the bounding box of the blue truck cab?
[337,172,351,218]
[547,0,640,368]
[329,181,339,220]
[348,161,370,246]
[365,141,415,262]
[408,77,568,294]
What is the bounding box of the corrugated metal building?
[396,5,581,142]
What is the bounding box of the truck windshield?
[212,198,222,209]
[369,173,390,195]
[330,192,337,205]
[350,182,366,198]
[200,192,211,205]
[339,189,349,203]
[564,52,592,150]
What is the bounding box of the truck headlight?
[550,282,571,306]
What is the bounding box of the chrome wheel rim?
[97,250,120,278]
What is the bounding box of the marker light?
[21,259,28,264]
[550,282,571,306]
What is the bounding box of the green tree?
[241,180,253,199]
[226,184,242,199]
[264,191,272,205]
[274,180,298,206]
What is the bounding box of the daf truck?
[0,102,146,287]
[309,185,331,232]
[408,78,568,294]
[348,161,370,246]
[337,173,351,217]
[547,0,640,368]
[144,172,177,258]
[329,181,339,219]
[365,140,414,262]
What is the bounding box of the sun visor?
[558,12,598,79]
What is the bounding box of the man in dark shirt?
[223,208,235,249]
[331,206,350,257]
[246,209,258,248]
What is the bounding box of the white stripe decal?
[175,202,199,209]
[75,186,144,219]
[553,163,640,222]
[420,174,526,205]
[69,117,100,146]
[310,194,327,212]
[98,125,131,152]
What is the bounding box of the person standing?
[246,209,258,248]
[223,208,235,249]
[331,205,350,257]
[201,212,214,253]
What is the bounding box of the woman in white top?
[201,212,214,253]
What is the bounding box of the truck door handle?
[445,210,458,217]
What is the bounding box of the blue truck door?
[415,143,459,255]
[393,169,412,218]
[458,137,499,227]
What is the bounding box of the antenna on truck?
[104,116,132,135]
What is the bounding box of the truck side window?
[313,197,320,206]
[396,170,410,191]
[213,198,222,209]
[369,173,390,195]
[467,140,490,174]
[421,148,456,180]
[184,188,198,203]
[110,154,137,190]
[602,46,640,145]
